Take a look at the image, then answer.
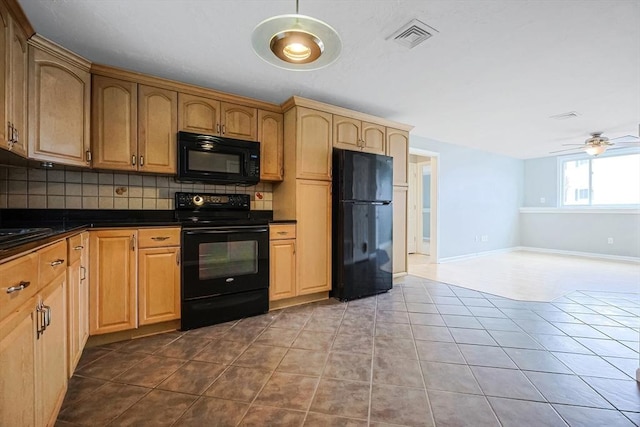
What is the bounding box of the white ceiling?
[18,0,640,159]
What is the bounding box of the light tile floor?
[57,275,640,426]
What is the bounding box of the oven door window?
[189,150,240,173]
[199,240,257,280]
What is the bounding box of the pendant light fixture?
[251,0,341,71]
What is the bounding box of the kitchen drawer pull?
[6,281,31,294]
[277,231,289,235]
[151,236,170,241]
[50,259,65,267]
[73,245,84,250]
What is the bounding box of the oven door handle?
[184,228,268,235]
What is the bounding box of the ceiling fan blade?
[610,135,640,144]
[550,147,583,154]
[561,143,585,146]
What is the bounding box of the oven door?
[181,225,269,299]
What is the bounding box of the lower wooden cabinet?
[37,274,67,426]
[66,232,89,375]
[138,246,180,325]
[269,224,296,301]
[0,269,68,427]
[89,227,181,335]
[89,230,137,335]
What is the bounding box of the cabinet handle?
[277,231,288,235]
[293,241,296,255]
[139,156,144,166]
[151,236,170,241]
[74,245,84,250]
[176,249,180,265]
[80,266,86,281]
[216,123,221,134]
[280,167,284,177]
[13,127,18,143]
[132,155,136,166]
[85,150,92,162]
[6,281,31,294]
[131,234,136,251]
[7,122,13,143]
[43,304,51,328]
[36,302,46,339]
[222,124,226,134]
[50,259,65,267]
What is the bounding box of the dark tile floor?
[56,275,640,426]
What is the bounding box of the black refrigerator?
[331,148,393,301]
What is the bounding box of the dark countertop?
[0,208,277,262]
[269,219,297,224]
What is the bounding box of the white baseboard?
[518,246,640,264]
[439,247,519,263]
[438,246,640,264]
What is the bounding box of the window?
[560,149,640,207]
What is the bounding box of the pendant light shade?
[585,145,607,156]
[252,11,341,71]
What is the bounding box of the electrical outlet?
[481,235,488,242]
[607,237,614,244]
[540,197,546,204]
[475,236,479,242]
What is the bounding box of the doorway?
[407,149,439,263]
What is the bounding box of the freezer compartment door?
[333,201,393,300]
[337,149,393,202]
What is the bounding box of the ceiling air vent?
[387,19,438,49]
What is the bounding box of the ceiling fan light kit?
[585,144,608,156]
[251,0,341,71]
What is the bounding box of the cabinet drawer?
[67,233,84,264]
[0,253,39,323]
[38,240,67,286]
[270,224,296,240]
[138,228,181,248]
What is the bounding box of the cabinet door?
[66,258,82,375]
[269,239,296,300]
[78,232,89,349]
[6,14,28,157]
[28,46,91,167]
[221,102,257,141]
[138,85,177,174]
[392,186,408,274]
[258,110,284,181]
[178,93,220,135]
[386,128,409,186]
[333,115,361,151]
[89,230,137,334]
[0,4,7,150]
[37,275,67,427]
[0,306,36,427]
[91,76,138,171]
[138,247,180,326]
[361,122,386,155]
[296,180,331,294]
[296,107,332,181]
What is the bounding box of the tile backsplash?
[0,167,273,210]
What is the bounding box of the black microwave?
[177,131,260,185]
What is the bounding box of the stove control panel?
[175,192,250,210]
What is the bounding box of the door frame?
[409,148,440,263]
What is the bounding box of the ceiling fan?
[550,132,640,156]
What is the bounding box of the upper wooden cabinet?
[0,3,28,157]
[386,128,409,186]
[92,76,177,173]
[91,75,137,171]
[221,102,257,140]
[138,84,177,174]
[178,93,257,141]
[178,92,219,135]
[333,115,386,155]
[290,107,332,181]
[258,109,283,181]
[28,36,91,167]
